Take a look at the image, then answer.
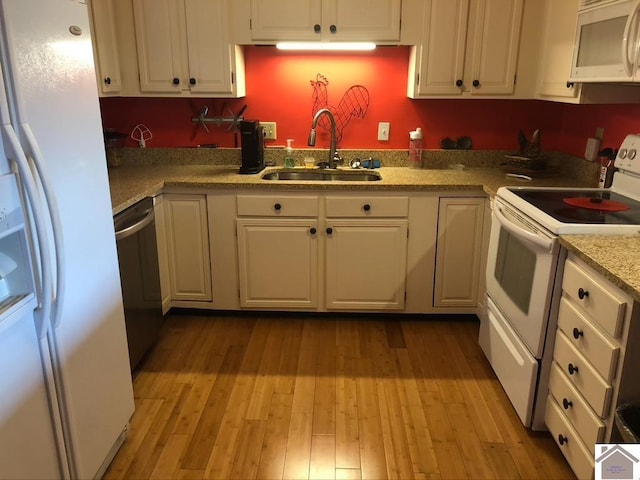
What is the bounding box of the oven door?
[486,198,559,358]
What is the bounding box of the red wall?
[99,46,640,157]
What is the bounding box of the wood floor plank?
[203,320,272,479]
[246,320,288,421]
[421,323,464,403]
[355,357,388,480]
[313,319,337,436]
[433,441,468,480]
[283,412,313,480]
[124,381,192,480]
[335,467,362,480]
[336,345,361,470]
[149,433,190,480]
[391,348,439,477]
[309,434,336,480]
[181,344,246,470]
[257,393,294,480]
[482,442,522,480]
[445,402,495,479]
[229,419,268,479]
[377,377,414,479]
[440,328,504,444]
[274,319,304,395]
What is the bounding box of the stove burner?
[562,197,630,212]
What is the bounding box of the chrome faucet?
[308,108,341,169]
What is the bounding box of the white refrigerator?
[0,1,135,479]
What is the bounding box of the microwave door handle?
[493,205,554,253]
[622,0,640,76]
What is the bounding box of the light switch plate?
[377,122,390,141]
[260,122,277,140]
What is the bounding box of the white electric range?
[480,133,640,430]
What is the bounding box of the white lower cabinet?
[325,219,408,310]
[237,218,318,308]
[546,253,640,480]
[434,197,485,308]
[163,193,212,302]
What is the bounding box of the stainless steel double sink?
[261,169,381,182]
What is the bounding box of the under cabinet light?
[276,42,376,51]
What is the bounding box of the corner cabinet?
[249,0,401,43]
[434,197,485,308]
[164,194,212,303]
[132,0,245,97]
[408,0,523,98]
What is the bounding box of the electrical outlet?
[377,122,390,141]
[260,122,277,140]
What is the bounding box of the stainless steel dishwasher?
[114,197,164,371]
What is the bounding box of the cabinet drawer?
[554,330,612,417]
[557,297,620,382]
[562,258,627,338]
[325,196,408,217]
[545,395,595,480]
[237,195,319,217]
[548,363,606,446]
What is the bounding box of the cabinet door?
[324,0,401,42]
[467,0,523,95]
[237,219,318,308]
[536,0,581,100]
[411,0,469,96]
[325,219,408,310]
[185,0,237,94]
[250,0,323,41]
[164,194,212,302]
[132,0,185,93]
[88,0,122,94]
[434,197,484,307]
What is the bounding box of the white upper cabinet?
[249,0,401,43]
[408,0,524,98]
[536,0,581,101]
[88,0,122,95]
[132,0,245,97]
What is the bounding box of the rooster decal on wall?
[310,73,370,144]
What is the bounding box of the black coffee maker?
[239,120,265,174]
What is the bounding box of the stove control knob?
[619,148,628,159]
[629,149,637,160]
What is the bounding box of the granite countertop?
[108,164,595,214]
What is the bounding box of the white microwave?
[571,0,640,82]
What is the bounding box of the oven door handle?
[493,204,554,253]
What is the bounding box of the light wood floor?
[104,311,575,480]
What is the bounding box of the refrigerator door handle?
[1,123,53,338]
[20,122,65,329]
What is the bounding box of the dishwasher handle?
[115,207,154,241]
